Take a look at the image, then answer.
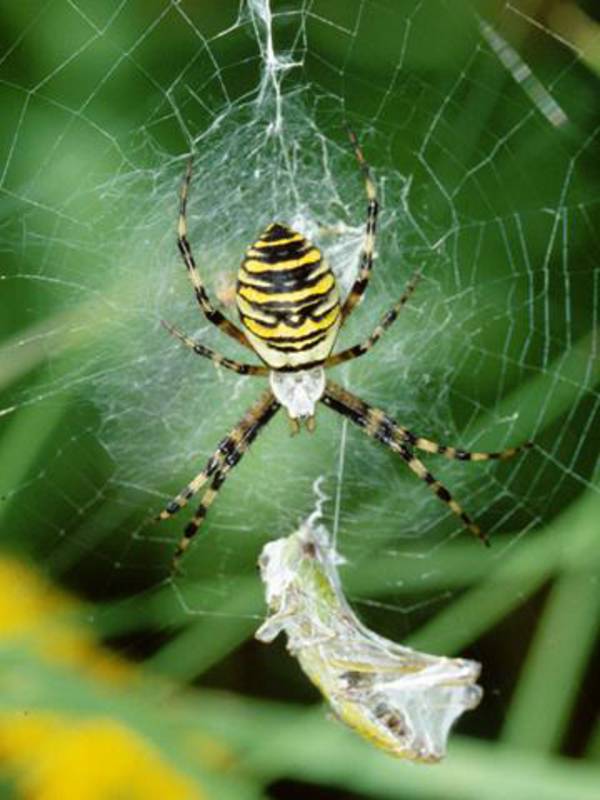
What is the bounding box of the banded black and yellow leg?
[341,129,379,321]
[178,159,253,351]
[398,429,533,462]
[396,445,487,544]
[161,320,268,376]
[162,391,280,568]
[171,391,280,567]
[326,271,422,368]
[156,390,280,524]
[321,381,530,545]
[172,472,226,569]
[155,449,221,523]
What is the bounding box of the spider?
[157,131,532,569]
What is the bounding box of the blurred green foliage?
[0,1,599,798]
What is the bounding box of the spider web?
[0,0,598,673]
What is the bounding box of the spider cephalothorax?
[158,131,532,568]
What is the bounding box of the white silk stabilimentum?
[256,523,483,762]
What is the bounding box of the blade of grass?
[0,644,265,800]
[93,489,596,679]
[588,719,600,760]
[0,267,151,399]
[144,576,263,680]
[0,305,102,396]
[0,386,69,525]
[501,563,600,751]
[466,329,599,443]
[195,690,600,800]
[406,489,599,654]
[93,538,494,635]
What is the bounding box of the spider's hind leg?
[404,431,534,462]
[172,471,226,569]
[155,390,280,570]
[321,380,532,545]
[397,446,488,545]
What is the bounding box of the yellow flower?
[0,712,205,800]
[0,556,230,798]
[0,557,132,685]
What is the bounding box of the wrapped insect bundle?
[256,523,482,762]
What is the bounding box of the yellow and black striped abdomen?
[236,223,341,370]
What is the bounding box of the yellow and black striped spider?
[158,131,532,568]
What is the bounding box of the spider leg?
[156,390,280,568]
[156,389,279,522]
[321,381,530,545]
[399,429,533,462]
[178,159,253,351]
[340,129,379,323]
[161,320,268,376]
[172,473,226,568]
[171,417,281,570]
[325,271,421,368]
[155,450,219,522]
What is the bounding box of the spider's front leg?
[321,380,532,545]
[177,158,253,351]
[340,129,379,322]
[326,270,422,368]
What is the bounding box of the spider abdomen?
[236,223,341,370]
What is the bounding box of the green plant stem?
[406,489,599,655]
[501,510,600,750]
[196,691,600,800]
